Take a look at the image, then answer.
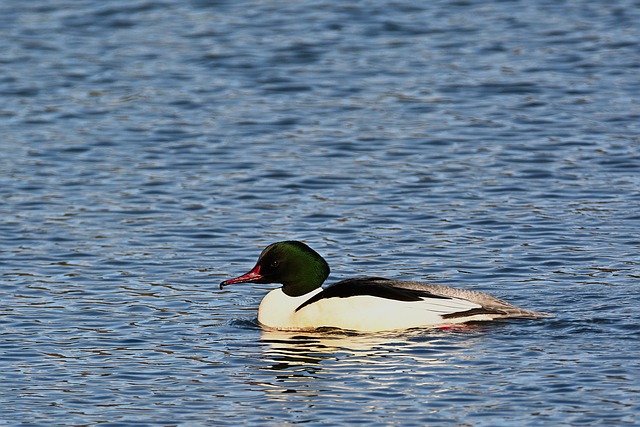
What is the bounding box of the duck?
[219,241,552,332]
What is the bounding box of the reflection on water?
[257,328,483,399]
[261,329,470,367]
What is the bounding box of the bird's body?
[220,241,551,332]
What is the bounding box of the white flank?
[257,288,491,332]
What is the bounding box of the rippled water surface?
[2,0,639,425]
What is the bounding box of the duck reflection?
[255,327,484,400]
[261,325,487,365]
[260,329,399,370]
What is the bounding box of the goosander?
[219,241,551,332]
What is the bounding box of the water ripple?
[1,0,639,425]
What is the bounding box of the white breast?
[257,288,322,330]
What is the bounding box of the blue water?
[1,0,639,425]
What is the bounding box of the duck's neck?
[281,265,327,297]
[282,278,324,297]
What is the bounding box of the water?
[1,0,639,425]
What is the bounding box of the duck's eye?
[270,260,279,268]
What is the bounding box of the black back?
[295,277,452,312]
